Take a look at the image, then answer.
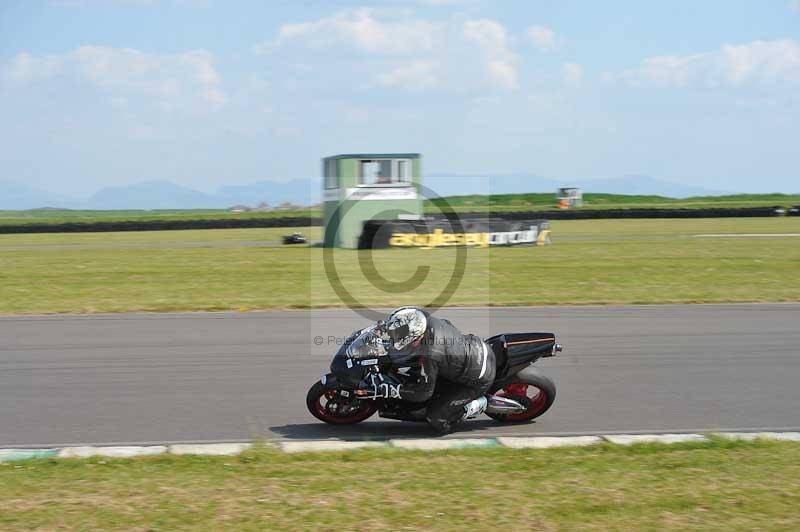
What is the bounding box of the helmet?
[383,307,427,351]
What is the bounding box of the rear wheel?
[487,370,556,423]
[306,380,377,425]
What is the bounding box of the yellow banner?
[389,227,550,249]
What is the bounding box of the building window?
[358,159,412,186]
[396,159,410,182]
[324,160,338,189]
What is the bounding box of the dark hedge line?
[430,206,785,220]
[0,217,322,234]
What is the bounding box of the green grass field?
[2,193,799,226]
[431,192,800,212]
[2,438,799,530]
[1,218,798,314]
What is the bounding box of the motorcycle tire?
[486,367,556,423]
[306,379,378,425]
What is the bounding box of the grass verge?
[1,218,799,314]
[1,438,798,530]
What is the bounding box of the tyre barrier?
[0,216,322,234]
[0,206,787,235]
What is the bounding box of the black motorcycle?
[306,330,562,426]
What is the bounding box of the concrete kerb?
[3,432,800,461]
[170,443,252,455]
[389,438,498,451]
[58,446,168,458]
[601,433,708,445]
[280,441,388,453]
[497,436,603,449]
[716,432,800,442]
[0,448,58,461]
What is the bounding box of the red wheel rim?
[497,383,549,421]
[313,389,376,424]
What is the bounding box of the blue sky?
[1,0,799,197]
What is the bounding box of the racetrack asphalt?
[2,304,798,447]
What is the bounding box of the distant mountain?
[84,180,219,209]
[216,179,317,206]
[80,179,320,209]
[0,174,732,210]
[426,173,726,198]
[576,175,726,198]
[426,174,561,197]
[0,180,75,210]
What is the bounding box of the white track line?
[690,233,800,238]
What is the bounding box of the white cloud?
[561,62,583,87]
[377,59,440,89]
[485,60,518,90]
[463,19,518,89]
[263,10,519,91]
[527,25,561,52]
[612,39,800,88]
[261,8,440,55]
[463,19,510,56]
[1,46,227,108]
[2,52,63,84]
[790,1,800,13]
[200,87,228,107]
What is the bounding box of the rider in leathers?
[364,307,496,434]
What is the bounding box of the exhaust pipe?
[485,395,527,414]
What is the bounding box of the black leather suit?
[388,313,496,433]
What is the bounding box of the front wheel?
[306,379,378,425]
[487,368,556,423]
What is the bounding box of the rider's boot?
[462,396,488,420]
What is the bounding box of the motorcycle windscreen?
[346,329,388,360]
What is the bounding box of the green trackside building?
[322,153,422,248]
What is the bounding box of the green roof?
[323,153,421,160]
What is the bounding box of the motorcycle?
[306,330,562,426]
